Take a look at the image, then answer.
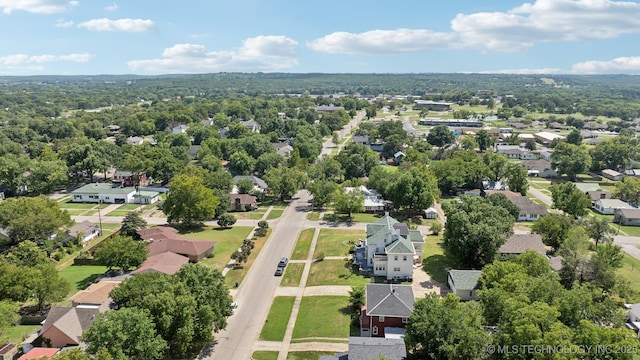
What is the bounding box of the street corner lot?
[291,295,352,341]
[315,229,365,257]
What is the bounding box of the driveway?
[614,236,640,261]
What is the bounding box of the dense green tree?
[475,129,494,152]
[584,216,615,247]
[552,142,591,181]
[26,158,68,194]
[332,187,365,219]
[0,196,71,244]
[83,307,167,360]
[0,300,20,343]
[613,176,640,204]
[550,182,591,217]
[505,162,529,195]
[52,348,113,360]
[120,212,147,239]
[308,156,344,182]
[308,180,339,209]
[426,125,455,147]
[255,152,284,176]
[227,150,256,176]
[386,166,439,212]
[531,214,573,249]
[566,129,583,145]
[217,213,237,228]
[206,170,233,193]
[348,285,365,318]
[93,235,147,272]
[366,165,392,198]
[32,263,71,310]
[557,227,592,287]
[443,196,514,268]
[264,165,306,200]
[405,293,491,360]
[487,193,520,221]
[236,177,256,194]
[6,240,50,267]
[164,174,219,226]
[590,138,631,171]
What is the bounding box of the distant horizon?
[2,1,640,75]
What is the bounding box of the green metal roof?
[385,236,414,254]
[448,269,482,291]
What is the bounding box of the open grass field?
[292,296,350,340]
[58,265,109,296]
[252,352,278,360]
[306,260,370,287]
[267,209,284,220]
[618,225,640,237]
[618,254,640,301]
[280,263,305,287]
[4,325,40,344]
[421,234,456,283]
[259,296,296,341]
[180,226,253,270]
[225,229,272,287]
[315,229,364,257]
[291,228,315,260]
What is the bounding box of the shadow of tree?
[77,273,104,290]
[422,254,450,283]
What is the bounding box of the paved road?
[527,185,553,207]
[614,236,640,261]
[320,110,365,156]
[199,191,313,360]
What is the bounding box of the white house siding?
[386,254,413,280]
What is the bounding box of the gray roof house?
[447,269,482,301]
[67,220,100,244]
[232,175,268,193]
[499,234,546,257]
[360,284,415,338]
[615,208,640,226]
[320,337,406,360]
[594,199,633,215]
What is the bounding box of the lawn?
[618,254,640,298]
[116,204,141,211]
[60,202,96,209]
[287,352,336,360]
[259,296,296,341]
[234,210,266,220]
[306,260,370,287]
[105,210,130,216]
[180,226,253,270]
[225,229,272,287]
[315,229,364,257]
[281,263,305,287]
[65,209,88,216]
[3,325,40,344]
[291,228,315,260]
[252,352,278,360]
[292,296,350,339]
[421,234,456,283]
[323,213,381,223]
[380,165,399,174]
[58,265,109,296]
[618,225,640,237]
[266,209,284,220]
[306,212,321,221]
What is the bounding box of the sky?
[1,0,640,75]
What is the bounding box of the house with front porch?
[355,214,422,281]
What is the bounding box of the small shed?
[423,208,438,219]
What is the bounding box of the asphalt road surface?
[199,191,313,360]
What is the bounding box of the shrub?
[430,221,442,235]
[258,220,269,229]
[254,227,267,237]
[217,213,237,228]
[314,251,325,262]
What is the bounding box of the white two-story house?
[356,213,422,281]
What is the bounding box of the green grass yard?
[224,229,272,287]
[252,352,278,360]
[292,296,350,339]
[105,210,130,216]
[306,260,370,287]
[267,209,284,220]
[315,229,364,257]
[60,201,97,209]
[323,213,380,223]
[618,254,640,301]
[280,263,305,287]
[179,226,253,270]
[291,229,315,260]
[306,212,321,221]
[421,234,456,283]
[259,296,296,341]
[3,325,40,344]
[287,352,336,360]
[58,265,109,296]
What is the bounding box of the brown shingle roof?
[228,194,257,204]
[132,251,189,275]
[69,280,120,305]
[41,307,101,345]
[137,226,178,241]
[499,234,546,255]
[138,226,215,259]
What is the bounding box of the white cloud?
[55,18,74,28]
[0,52,92,66]
[105,3,117,11]
[128,36,298,74]
[308,28,455,54]
[0,0,78,14]
[78,18,155,33]
[452,0,640,51]
[571,56,640,74]
[309,0,640,54]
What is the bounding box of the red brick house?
[112,170,147,187]
[360,284,415,338]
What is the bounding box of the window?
[403,256,407,261]
[394,256,398,261]
[394,267,400,272]
[373,326,378,335]
[402,317,408,324]
[469,291,473,297]
[379,316,384,323]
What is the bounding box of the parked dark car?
[278,257,288,268]
[274,267,284,276]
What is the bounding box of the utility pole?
[97,199,103,235]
